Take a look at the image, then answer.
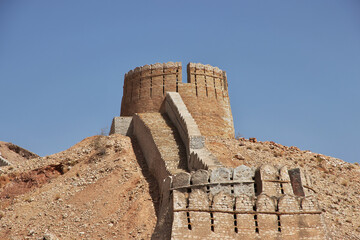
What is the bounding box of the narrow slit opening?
[205,75,208,97]
[234,214,238,233]
[194,68,198,96]
[187,212,192,230]
[277,215,281,232]
[213,77,217,99]
[210,212,214,232]
[176,69,179,92]
[253,205,259,233]
[280,183,284,194]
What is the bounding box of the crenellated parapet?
[121,62,182,116]
[155,165,327,239]
[120,62,234,138]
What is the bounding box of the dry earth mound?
[0,135,158,239]
[0,135,359,239]
[0,141,39,166]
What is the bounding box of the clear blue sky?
[0,1,359,163]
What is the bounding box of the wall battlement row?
[161,165,326,239]
[120,62,234,138]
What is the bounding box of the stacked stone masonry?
[132,113,187,189]
[109,116,133,136]
[167,165,327,240]
[164,92,222,171]
[120,62,235,139]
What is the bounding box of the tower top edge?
[124,62,225,78]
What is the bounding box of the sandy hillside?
[0,135,359,239]
[0,135,158,240]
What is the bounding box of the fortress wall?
[121,62,181,116]
[132,114,170,189]
[169,166,326,240]
[164,92,222,171]
[120,62,235,139]
[109,116,133,136]
[185,63,234,138]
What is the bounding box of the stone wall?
[164,165,327,240]
[120,62,234,138]
[109,116,133,136]
[113,62,328,239]
[132,114,171,189]
[164,92,222,171]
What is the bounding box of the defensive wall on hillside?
[110,62,328,239]
[165,166,326,239]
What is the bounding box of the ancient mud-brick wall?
[120,62,234,138]
[184,63,233,139]
[165,165,327,240]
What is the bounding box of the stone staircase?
[137,113,187,175]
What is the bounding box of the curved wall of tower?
[120,62,234,138]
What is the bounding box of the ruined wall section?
[120,62,235,139]
[164,165,327,240]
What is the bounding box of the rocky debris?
[43,231,59,240]
[0,134,158,239]
[249,137,257,143]
[234,153,245,160]
[0,141,39,167]
[6,142,39,159]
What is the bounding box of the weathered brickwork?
[120,62,234,138]
[132,113,187,190]
[112,62,329,239]
[165,165,327,240]
[165,92,222,171]
[109,116,133,136]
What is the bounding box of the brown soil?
[0,135,359,239]
[0,141,38,166]
[0,135,159,239]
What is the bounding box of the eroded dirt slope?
[1,135,359,239]
[0,134,159,240]
[0,141,38,166]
